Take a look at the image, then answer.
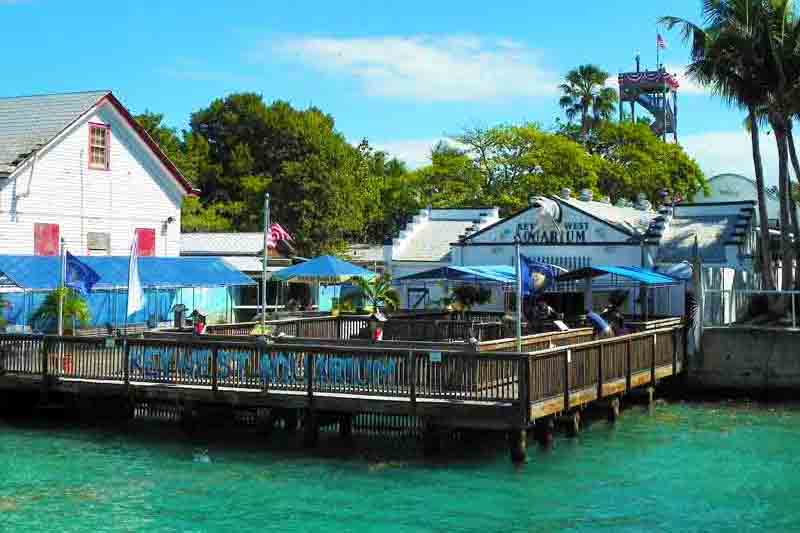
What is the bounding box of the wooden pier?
[0,324,684,462]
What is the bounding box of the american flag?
[266,223,293,249]
[657,33,667,50]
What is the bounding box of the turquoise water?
[1,400,799,532]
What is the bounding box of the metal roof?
[0,255,255,290]
[180,232,265,255]
[556,265,678,285]
[0,91,110,175]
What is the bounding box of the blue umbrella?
[273,255,376,284]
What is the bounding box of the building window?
[87,232,110,255]
[135,228,156,257]
[34,223,60,256]
[88,123,110,170]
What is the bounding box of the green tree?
[559,65,618,135]
[32,288,90,334]
[591,121,707,203]
[345,276,400,311]
[661,0,778,289]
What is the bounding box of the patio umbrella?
[273,255,376,284]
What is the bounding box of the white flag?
[127,234,145,317]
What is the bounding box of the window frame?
[88,122,111,170]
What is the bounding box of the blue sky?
[1,0,779,182]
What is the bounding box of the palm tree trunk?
[580,105,589,136]
[771,113,794,294]
[750,108,776,290]
[786,125,800,288]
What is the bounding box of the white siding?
[0,102,184,256]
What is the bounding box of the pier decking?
[0,324,684,462]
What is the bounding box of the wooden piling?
[422,422,441,456]
[534,417,554,447]
[509,429,528,463]
[608,397,620,422]
[339,414,353,439]
[303,409,319,447]
[559,410,581,437]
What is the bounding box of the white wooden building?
[390,189,759,316]
[0,90,196,257]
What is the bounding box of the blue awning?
[395,265,517,284]
[0,255,255,291]
[555,265,678,285]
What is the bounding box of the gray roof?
[180,233,265,255]
[558,196,657,236]
[657,215,733,264]
[346,244,384,264]
[0,90,109,175]
[395,219,476,261]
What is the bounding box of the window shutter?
[135,228,156,256]
[34,223,60,256]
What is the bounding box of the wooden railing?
[0,325,685,422]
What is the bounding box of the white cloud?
[370,137,452,168]
[681,130,779,185]
[275,35,558,102]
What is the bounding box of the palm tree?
[559,65,618,135]
[346,275,400,312]
[661,0,778,290]
[31,288,90,334]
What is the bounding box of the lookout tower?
[618,57,679,142]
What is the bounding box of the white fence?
[703,289,799,328]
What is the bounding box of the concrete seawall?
[692,327,800,391]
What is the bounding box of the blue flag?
[65,252,100,297]
[521,256,562,296]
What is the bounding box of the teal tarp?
[555,265,678,285]
[395,265,516,284]
[273,255,375,283]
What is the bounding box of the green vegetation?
[31,288,90,334]
[344,276,400,312]
[136,66,707,255]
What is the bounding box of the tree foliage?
[31,288,90,333]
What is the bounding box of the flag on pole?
[65,252,100,297]
[126,234,145,317]
[266,223,293,249]
[520,257,564,296]
[657,33,667,49]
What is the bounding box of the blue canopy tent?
[0,256,255,331]
[555,265,682,318]
[394,265,516,284]
[272,255,376,312]
[273,255,376,284]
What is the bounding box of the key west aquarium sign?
[515,221,589,244]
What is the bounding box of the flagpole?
[262,193,270,331]
[57,238,65,337]
[515,238,522,352]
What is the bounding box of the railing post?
[519,356,530,426]
[672,328,678,376]
[337,317,343,340]
[407,350,416,407]
[41,337,50,380]
[123,340,130,386]
[793,293,796,330]
[651,333,657,384]
[597,343,604,399]
[563,349,570,412]
[211,346,219,393]
[306,352,315,402]
[625,339,632,393]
